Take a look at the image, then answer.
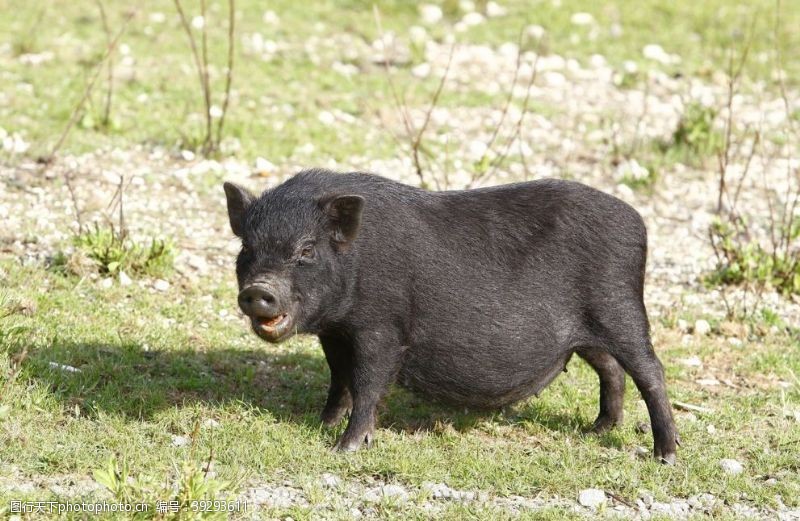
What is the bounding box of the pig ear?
[322,194,365,249]
[223,182,255,237]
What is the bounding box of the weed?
[666,102,721,163]
[94,455,237,520]
[706,218,800,296]
[52,224,174,278]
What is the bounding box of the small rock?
[318,111,335,126]
[118,271,132,286]
[570,12,595,26]
[485,1,507,17]
[320,473,340,489]
[180,150,196,161]
[694,319,711,336]
[419,4,443,25]
[707,424,716,434]
[203,418,220,428]
[171,435,190,447]
[719,459,744,475]
[635,422,650,434]
[676,319,689,332]
[100,278,113,289]
[461,12,485,27]
[364,484,409,503]
[765,478,778,486]
[153,279,170,291]
[578,488,606,508]
[680,356,702,368]
[634,446,650,459]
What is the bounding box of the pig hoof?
[333,440,361,452]
[590,415,622,434]
[321,406,350,427]
[658,452,677,465]
[333,432,373,453]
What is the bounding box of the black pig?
[223,169,678,463]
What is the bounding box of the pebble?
[153,279,170,291]
[694,319,712,336]
[171,435,190,447]
[320,473,341,489]
[719,459,745,475]
[118,271,132,286]
[419,4,442,25]
[578,488,606,508]
[364,484,409,503]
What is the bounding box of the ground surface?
[1,0,799,519]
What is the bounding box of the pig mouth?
[252,313,294,342]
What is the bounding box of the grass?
[1,260,799,519]
[2,0,800,518]
[0,0,798,163]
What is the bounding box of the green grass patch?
[1,261,799,519]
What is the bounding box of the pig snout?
[237,284,281,318]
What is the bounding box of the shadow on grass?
[15,339,598,439]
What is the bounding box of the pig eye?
[297,244,316,265]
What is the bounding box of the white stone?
[486,1,507,17]
[466,140,488,162]
[409,25,427,45]
[462,12,485,27]
[171,435,190,447]
[719,459,744,475]
[694,319,711,335]
[642,43,676,65]
[262,10,280,25]
[419,4,443,25]
[525,25,546,41]
[680,356,702,367]
[118,271,132,286]
[570,12,594,26]
[153,279,170,291]
[320,473,340,489]
[412,62,431,78]
[615,159,649,181]
[579,488,606,508]
[318,111,335,126]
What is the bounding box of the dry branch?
[42,10,133,165]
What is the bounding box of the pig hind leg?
[576,348,625,433]
[597,305,679,464]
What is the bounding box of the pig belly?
[397,342,572,409]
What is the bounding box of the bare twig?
[42,11,133,165]
[173,0,213,153]
[473,40,542,186]
[215,0,235,148]
[410,45,455,186]
[673,401,714,414]
[95,0,114,127]
[716,17,756,215]
[64,170,84,233]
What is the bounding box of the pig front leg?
[319,333,353,427]
[334,329,403,452]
